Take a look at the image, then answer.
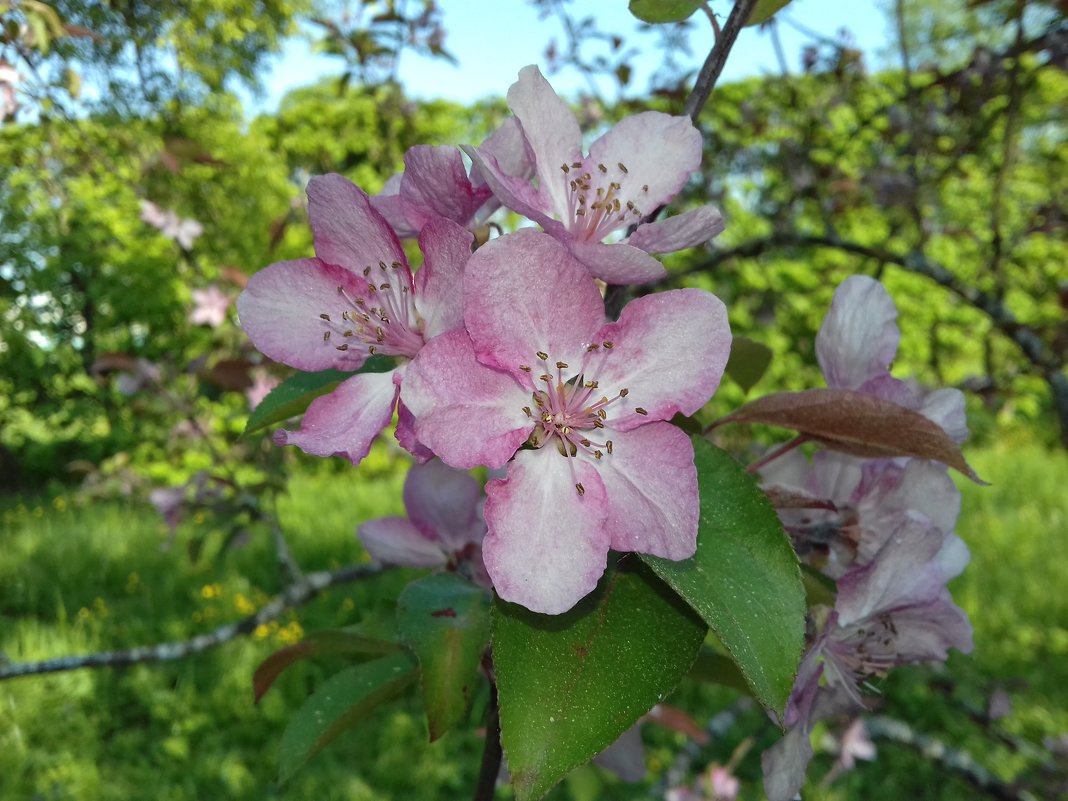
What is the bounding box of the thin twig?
[0,563,382,681]
[683,0,758,121]
[474,681,503,801]
[745,435,810,474]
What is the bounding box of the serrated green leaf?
[628,0,701,24]
[743,0,793,26]
[642,437,805,719]
[724,335,773,394]
[278,650,417,783]
[243,357,394,437]
[688,648,751,693]
[396,573,491,741]
[493,563,706,801]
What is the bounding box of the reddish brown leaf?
[763,486,839,512]
[220,266,249,289]
[90,351,139,375]
[719,388,986,483]
[62,24,105,42]
[204,358,253,391]
[645,704,709,745]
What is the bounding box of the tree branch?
[0,562,382,681]
[683,0,758,121]
[473,680,503,801]
[675,232,1068,444]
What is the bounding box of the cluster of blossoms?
[757,276,973,800]
[139,199,205,250]
[235,64,974,793]
[237,65,731,615]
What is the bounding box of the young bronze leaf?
[719,389,985,483]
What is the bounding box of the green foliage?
[643,437,805,716]
[744,0,794,26]
[396,573,491,742]
[628,0,701,24]
[493,562,706,801]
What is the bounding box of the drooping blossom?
[831,718,876,771]
[236,174,472,465]
[403,229,731,614]
[462,65,725,285]
[189,285,232,328]
[816,275,967,442]
[139,200,205,249]
[371,119,533,238]
[357,458,488,586]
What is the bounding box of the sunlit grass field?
[1,438,1066,800]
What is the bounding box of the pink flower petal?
[464,230,605,379]
[369,173,420,239]
[816,275,901,390]
[483,447,610,614]
[357,516,448,568]
[597,422,698,559]
[761,725,814,801]
[507,65,582,221]
[885,594,974,659]
[588,288,731,431]
[413,217,473,339]
[395,399,434,463]
[400,145,492,231]
[274,368,399,464]
[586,111,703,214]
[625,205,725,254]
[307,174,409,275]
[473,117,534,189]
[564,240,668,284]
[461,144,557,228]
[236,258,370,371]
[404,329,533,469]
[403,459,485,551]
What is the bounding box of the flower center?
[318,261,425,360]
[559,160,649,242]
[518,344,648,496]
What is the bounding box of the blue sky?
[244,0,892,111]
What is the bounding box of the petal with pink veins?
[404,329,533,469]
[461,144,557,228]
[395,398,434,463]
[307,174,408,275]
[464,230,605,378]
[507,65,582,219]
[413,217,473,339]
[357,516,448,568]
[236,258,370,371]
[586,111,703,213]
[597,422,698,560]
[816,275,901,390]
[274,368,399,464]
[625,205,725,254]
[588,289,731,431]
[483,447,609,614]
[403,458,485,550]
[400,145,492,231]
[564,239,668,285]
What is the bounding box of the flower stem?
[473,681,502,801]
[746,434,809,474]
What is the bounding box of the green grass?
[1,438,1066,800]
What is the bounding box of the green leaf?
[396,573,491,741]
[688,648,751,693]
[628,0,701,24]
[493,563,706,801]
[253,629,400,704]
[243,357,394,437]
[743,0,794,26]
[724,335,773,394]
[642,437,805,718]
[278,650,417,783]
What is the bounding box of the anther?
[555,361,568,369]
[378,261,387,270]
[619,388,629,397]
[369,345,377,355]
[642,184,649,193]
[593,420,605,429]
[561,163,570,173]
[323,331,330,341]
[363,266,371,276]
[587,343,600,352]
[536,351,549,361]
[520,365,532,372]
[597,409,607,419]
[336,344,349,351]
[343,330,353,337]
[320,313,331,321]
[597,163,607,173]
[606,440,614,454]
[580,438,591,447]
[635,407,648,415]
[539,374,553,383]
[618,162,628,173]
[391,261,402,270]
[575,482,585,496]
[572,161,582,169]
[584,380,597,388]
[594,450,603,459]
[603,341,614,349]
[380,283,391,290]
[522,407,532,417]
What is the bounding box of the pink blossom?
[357,459,488,584]
[189,285,232,328]
[816,275,967,442]
[708,766,741,800]
[403,229,731,614]
[0,61,20,121]
[463,66,724,285]
[139,200,205,249]
[371,119,532,238]
[236,174,472,465]
[245,368,279,410]
[834,718,876,770]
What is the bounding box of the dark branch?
[683,0,758,121]
[0,563,382,681]
[473,681,502,801]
